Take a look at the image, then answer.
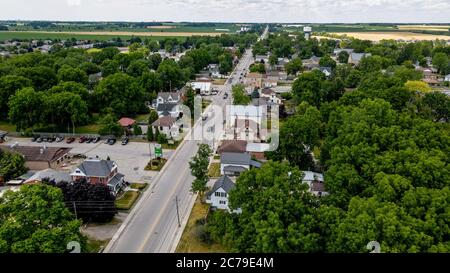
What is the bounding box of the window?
[219,201,226,205]
[221,192,227,197]
[214,192,221,197]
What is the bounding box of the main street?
[104,28,265,253]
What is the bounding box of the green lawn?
[0,121,16,132]
[208,163,221,178]
[75,123,102,134]
[115,191,140,210]
[85,237,110,253]
[176,197,228,253]
[130,183,148,191]
[134,113,150,123]
[144,158,167,171]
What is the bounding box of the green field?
[0,31,185,41]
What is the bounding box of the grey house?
[220,152,262,176]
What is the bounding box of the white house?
[220,152,261,176]
[255,54,270,64]
[349,52,371,65]
[156,103,182,118]
[444,74,450,82]
[206,175,235,211]
[226,105,265,128]
[190,80,212,95]
[152,116,180,139]
[260,88,282,104]
[153,92,181,108]
[301,171,329,197]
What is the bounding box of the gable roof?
[118,117,136,127]
[152,116,176,127]
[2,146,71,162]
[218,140,247,154]
[207,175,235,196]
[157,103,178,113]
[77,160,116,177]
[221,152,251,165]
[158,92,180,101]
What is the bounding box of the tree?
[0,150,27,182]
[404,80,432,93]
[183,86,195,117]
[319,55,337,69]
[219,52,233,74]
[269,54,278,66]
[189,144,212,200]
[16,66,57,91]
[147,125,154,141]
[148,109,159,125]
[45,92,89,133]
[249,63,265,74]
[0,184,85,253]
[57,65,88,85]
[45,179,117,223]
[420,91,450,122]
[101,59,120,77]
[98,114,123,137]
[432,52,449,75]
[157,59,186,91]
[148,53,162,70]
[126,60,150,77]
[133,123,142,135]
[0,75,32,119]
[284,57,303,75]
[338,51,349,63]
[8,87,45,131]
[232,84,251,105]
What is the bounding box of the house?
[151,116,179,139]
[246,142,270,161]
[70,159,125,194]
[190,80,212,95]
[153,92,181,108]
[206,175,241,212]
[220,152,261,176]
[245,72,264,89]
[302,56,321,70]
[260,88,282,104]
[422,69,441,86]
[156,103,182,118]
[315,67,333,77]
[349,52,371,65]
[0,145,71,171]
[118,117,136,129]
[255,54,270,64]
[333,48,354,56]
[301,171,329,197]
[444,74,450,82]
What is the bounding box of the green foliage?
[0,149,27,182]
[319,55,336,69]
[98,114,123,137]
[337,51,349,63]
[57,65,88,85]
[432,52,450,75]
[0,184,85,253]
[189,144,212,197]
[0,75,32,119]
[232,84,251,105]
[133,123,142,135]
[249,63,265,74]
[284,57,303,75]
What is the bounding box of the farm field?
[0,31,186,41]
[341,31,450,41]
[397,25,450,31]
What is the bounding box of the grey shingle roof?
[157,103,177,113]
[207,175,235,196]
[108,173,125,187]
[78,160,115,177]
[223,165,247,173]
[220,152,251,165]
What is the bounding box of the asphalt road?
[104,29,265,253]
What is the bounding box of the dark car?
[223,93,229,99]
[92,136,100,143]
[36,137,43,143]
[86,137,93,143]
[79,136,87,143]
[108,138,116,145]
[47,136,56,143]
[121,137,129,145]
[66,137,75,144]
[31,135,39,142]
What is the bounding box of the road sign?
[155,144,163,158]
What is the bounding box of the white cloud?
[66,0,81,7]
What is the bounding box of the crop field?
[340,32,450,41]
[0,31,187,41]
[397,25,450,32]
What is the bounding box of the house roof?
[302,171,324,182]
[152,116,176,127]
[311,181,326,192]
[246,143,270,153]
[118,117,136,127]
[76,160,116,178]
[158,92,180,101]
[157,103,178,113]
[221,152,251,165]
[25,169,71,184]
[261,88,276,95]
[108,173,125,187]
[223,165,248,173]
[207,175,235,196]
[229,105,264,118]
[218,140,247,154]
[2,146,71,162]
[350,52,371,62]
[247,72,264,79]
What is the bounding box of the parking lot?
[3,137,175,183]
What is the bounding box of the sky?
[0,0,449,23]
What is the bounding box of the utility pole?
[73,201,78,220]
[175,195,181,227]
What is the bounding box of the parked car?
[31,135,39,142]
[36,137,43,143]
[56,136,64,142]
[108,138,116,145]
[92,136,100,143]
[79,136,87,143]
[223,93,228,99]
[47,136,56,143]
[121,137,129,145]
[86,137,93,143]
[66,137,75,144]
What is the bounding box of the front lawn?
[144,157,168,171]
[115,191,140,210]
[176,197,228,253]
[130,183,148,191]
[0,121,16,132]
[75,123,102,134]
[208,163,221,178]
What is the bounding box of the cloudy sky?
[0,0,449,23]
